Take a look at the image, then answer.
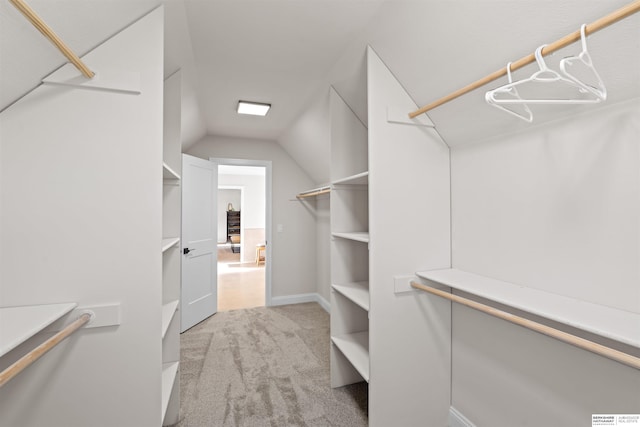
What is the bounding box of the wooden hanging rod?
[410,282,640,370]
[0,312,92,388]
[409,0,640,118]
[296,186,331,199]
[9,0,95,79]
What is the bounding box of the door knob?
[183,247,192,255]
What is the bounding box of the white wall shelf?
[331,332,370,382]
[416,268,640,348]
[161,71,182,425]
[332,171,369,186]
[296,185,331,199]
[161,238,180,253]
[0,303,78,357]
[161,361,179,421]
[161,300,179,339]
[162,162,181,181]
[330,87,370,392]
[332,282,370,312]
[332,231,370,243]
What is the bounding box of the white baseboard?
[449,407,475,427]
[315,293,330,313]
[270,293,330,314]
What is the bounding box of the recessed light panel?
[237,101,271,116]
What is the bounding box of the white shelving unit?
[331,282,370,311]
[0,303,77,357]
[162,162,181,181]
[331,231,370,243]
[329,87,370,391]
[161,71,182,426]
[332,171,368,186]
[331,332,370,381]
[416,268,640,347]
[161,362,179,420]
[162,238,180,253]
[161,300,179,340]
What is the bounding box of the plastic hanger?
[485,62,533,122]
[559,24,607,100]
[486,44,602,105]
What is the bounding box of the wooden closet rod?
[9,0,95,79]
[297,187,331,199]
[0,312,92,388]
[409,0,640,118]
[410,282,640,370]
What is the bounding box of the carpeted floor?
[172,303,368,427]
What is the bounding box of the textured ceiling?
[182,0,385,141]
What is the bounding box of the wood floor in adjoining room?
[217,244,265,312]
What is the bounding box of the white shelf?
[0,303,78,357]
[161,361,179,421]
[162,237,180,253]
[331,332,370,382]
[162,162,180,181]
[161,300,179,339]
[332,282,370,312]
[332,171,368,186]
[332,231,370,243]
[416,268,640,348]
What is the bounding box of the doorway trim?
[210,157,273,307]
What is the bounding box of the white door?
[181,154,217,332]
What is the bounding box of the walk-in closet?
[1,1,638,426]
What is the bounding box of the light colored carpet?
[173,303,368,427]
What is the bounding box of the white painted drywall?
[186,136,317,299]
[315,195,331,304]
[278,87,331,185]
[0,7,164,427]
[219,173,265,229]
[449,98,640,426]
[367,47,452,427]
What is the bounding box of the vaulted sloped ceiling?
[2,1,638,186]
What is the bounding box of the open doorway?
[215,162,270,311]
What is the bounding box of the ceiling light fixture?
[237,100,271,116]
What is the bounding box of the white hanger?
[486,44,602,105]
[559,24,607,100]
[485,62,533,122]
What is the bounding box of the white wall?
[0,7,164,427]
[367,47,452,427]
[315,195,331,305]
[449,98,640,426]
[219,173,265,229]
[278,88,331,185]
[186,136,317,299]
